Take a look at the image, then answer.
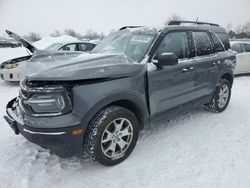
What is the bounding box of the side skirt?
[144,95,212,129]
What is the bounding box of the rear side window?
[192,32,213,56]
[216,33,230,50]
[157,32,190,59]
[243,43,250,52]
[231,43,243,53]
[210,32,225,52]
[79,43,95,51]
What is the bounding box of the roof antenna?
[195,17,199,24]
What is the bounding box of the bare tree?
[226,23,233,32]
[64,29,79,38]
[84,29,99,40]
[164,14,184,25]
[227,21,250,39]
[99,32,105,40]
[234,24,243,34]
[24,32,41,42]
[50,30,62,37]
[242,22,250,34]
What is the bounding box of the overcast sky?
[0,0,250,37]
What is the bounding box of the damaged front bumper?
[4,97,85,158]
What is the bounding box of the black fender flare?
[217,69,234,86]
[80,92,149,130]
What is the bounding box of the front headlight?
[24,92,72,115]
[4,63,19,69]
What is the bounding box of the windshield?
[44,43,63,51]
[92,28,157,62]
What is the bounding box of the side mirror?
[157,53,178,67]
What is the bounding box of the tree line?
[23,29,106,42]
[11,15,250,42]
[227,22,250,39]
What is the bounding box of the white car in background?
[0,30,96,82]
[44,41,96,52]
[230,41,250,75]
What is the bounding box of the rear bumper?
[4,98,85,158]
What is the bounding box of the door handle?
[189,67,194,71]
[182,67,194,73]
[213,61,220,66]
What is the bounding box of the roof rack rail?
[168,21,219,27]
[119,26,143,30]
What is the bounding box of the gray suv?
[4,21,236,166]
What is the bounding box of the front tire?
[207,78,231,112]
[84,106,139,166]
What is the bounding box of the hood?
[27,53,145,81]
[0,55,32,69]
[6,30,37,53]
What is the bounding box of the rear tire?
[207,78,231,112]
[84,106,139,166]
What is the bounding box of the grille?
[19,79,33,113]
[19,88,31,99]
[19,98,33,113]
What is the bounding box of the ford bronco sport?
[4,21,236,166]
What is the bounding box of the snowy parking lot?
[0,75,250,188]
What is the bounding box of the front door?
[147,31,197,116]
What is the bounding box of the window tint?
[216,33,230,50]
[210,32,225,52]
[192,32,213,56]
[60,44,77,51]
[157,32,189,59]
[231,43,243,53]
[243,43,250,52]
[79,43,95,51]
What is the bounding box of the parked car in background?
[0,31,96,82]
[230,41,250,75]
[0,39,21,48]
[44,41,96,52]
[4,21,235,166]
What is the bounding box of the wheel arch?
[220,72,234,87]
[81,93,149,132]
[109,99,146,130]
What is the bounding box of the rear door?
[231,42,250,74]
[242,43,250,73]
[191,31,219,98]
[147,31,198,116]
[231,43,245,74]
[79,43,95,52]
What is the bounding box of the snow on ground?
[0,76,250,188]
[33,35,78,49]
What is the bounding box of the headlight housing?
[4,63,19,69]
[20,80,72,117]
[26,93,69,113]
[1,55,31,70]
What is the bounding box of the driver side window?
[157,32,190,59]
